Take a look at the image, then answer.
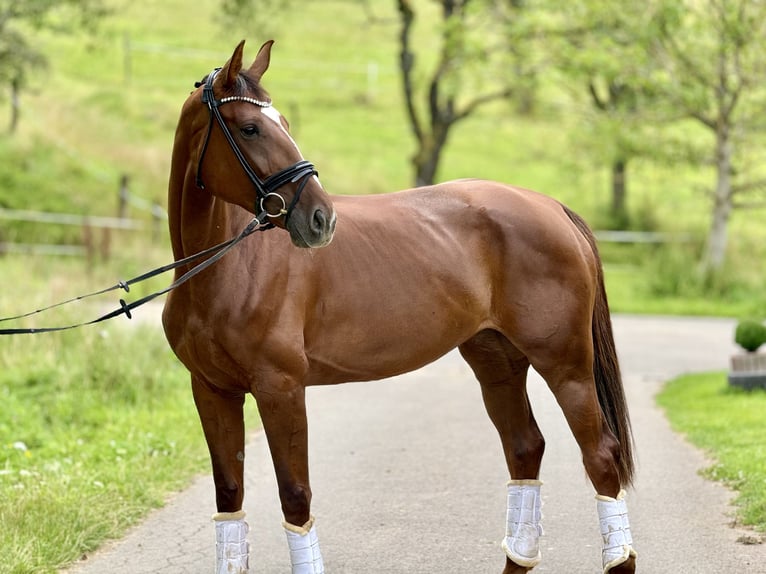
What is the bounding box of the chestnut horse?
[162,40,637,574]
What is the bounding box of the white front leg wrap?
[283,516,324,574]
[502,479,543,568]
[213,511,249,574]
[596,490,637,573]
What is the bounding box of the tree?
[0,0,106,133]
[396,0,514,186]
[219,0,520,187]
[217,0,283,36]
[549,2,661,227]
[651,0,766,272]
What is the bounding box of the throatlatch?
[502,479,544,567]
[213,510,249,574]
[283,516,324,574]
[596,490,637,573]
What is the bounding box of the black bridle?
[195,68,318,223]
[0,70,319,335]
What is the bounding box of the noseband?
[194,68,318,222]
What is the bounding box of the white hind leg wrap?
[596,490,637,573]
[502,479,543,567]
[283,515,324,574]
[213,510,249,574]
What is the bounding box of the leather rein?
[0,70,317,335]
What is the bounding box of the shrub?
[735,320,766,353]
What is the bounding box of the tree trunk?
[9,77,20,134]
[413,127,449,187]
[611,158,628,226]
[413,147,440,187]
[703,125,733,272]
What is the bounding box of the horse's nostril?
[312,209,326,234]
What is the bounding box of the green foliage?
[640,236,766,316]
[0,0,107,94]
[735,320,766,353]
[657,372,766,531]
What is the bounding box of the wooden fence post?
[118,174,130,219]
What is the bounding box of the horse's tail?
[562,205,635,488]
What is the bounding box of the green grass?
[657,372,766,532]
[0,323,207,573]
[0,252,257,573]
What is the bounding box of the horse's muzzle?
[287,206,336,248]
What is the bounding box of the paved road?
[65,316,765,573]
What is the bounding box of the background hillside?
[0,0,764,314]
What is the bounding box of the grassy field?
[0,0,765,571]
[0,252,259,573]
[0,322,208,573]
[657,372,766,533]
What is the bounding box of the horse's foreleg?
[459,331,545,572]
[255,380,324,574]
[191,375,249,574]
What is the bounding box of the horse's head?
[184,40,336,248]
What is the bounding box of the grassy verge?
[0,322,209,573]
[656,372,766,533]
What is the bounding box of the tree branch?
[689,110,717,130]
[454,87,514,123]
[731,177,766,195]
[396,0,424,145]
[588,81,608,111]
[733,200,766,209]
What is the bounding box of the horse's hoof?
[606,555,636,573]
[503,557,534,574]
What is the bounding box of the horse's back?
[329,179,595,289]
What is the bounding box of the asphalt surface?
[65,315,765,573]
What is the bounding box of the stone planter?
[729,352,766,390]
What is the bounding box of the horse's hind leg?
[531,336,636,573]
[191,375,249,574]
[459,330,545,574]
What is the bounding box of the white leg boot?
[283,515,324,574]
[501,479,543,568]
[596,490,637,573]
[213,510,249,574]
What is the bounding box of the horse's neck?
[168,177,249,262]
[167,123,246,262]
[166,132,247,261]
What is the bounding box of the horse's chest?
[166,299,268,390]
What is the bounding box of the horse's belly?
[303,303,487,385]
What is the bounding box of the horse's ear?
[247,40,275,82]
[216,40,246,91]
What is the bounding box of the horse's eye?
[240,125,259,138]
